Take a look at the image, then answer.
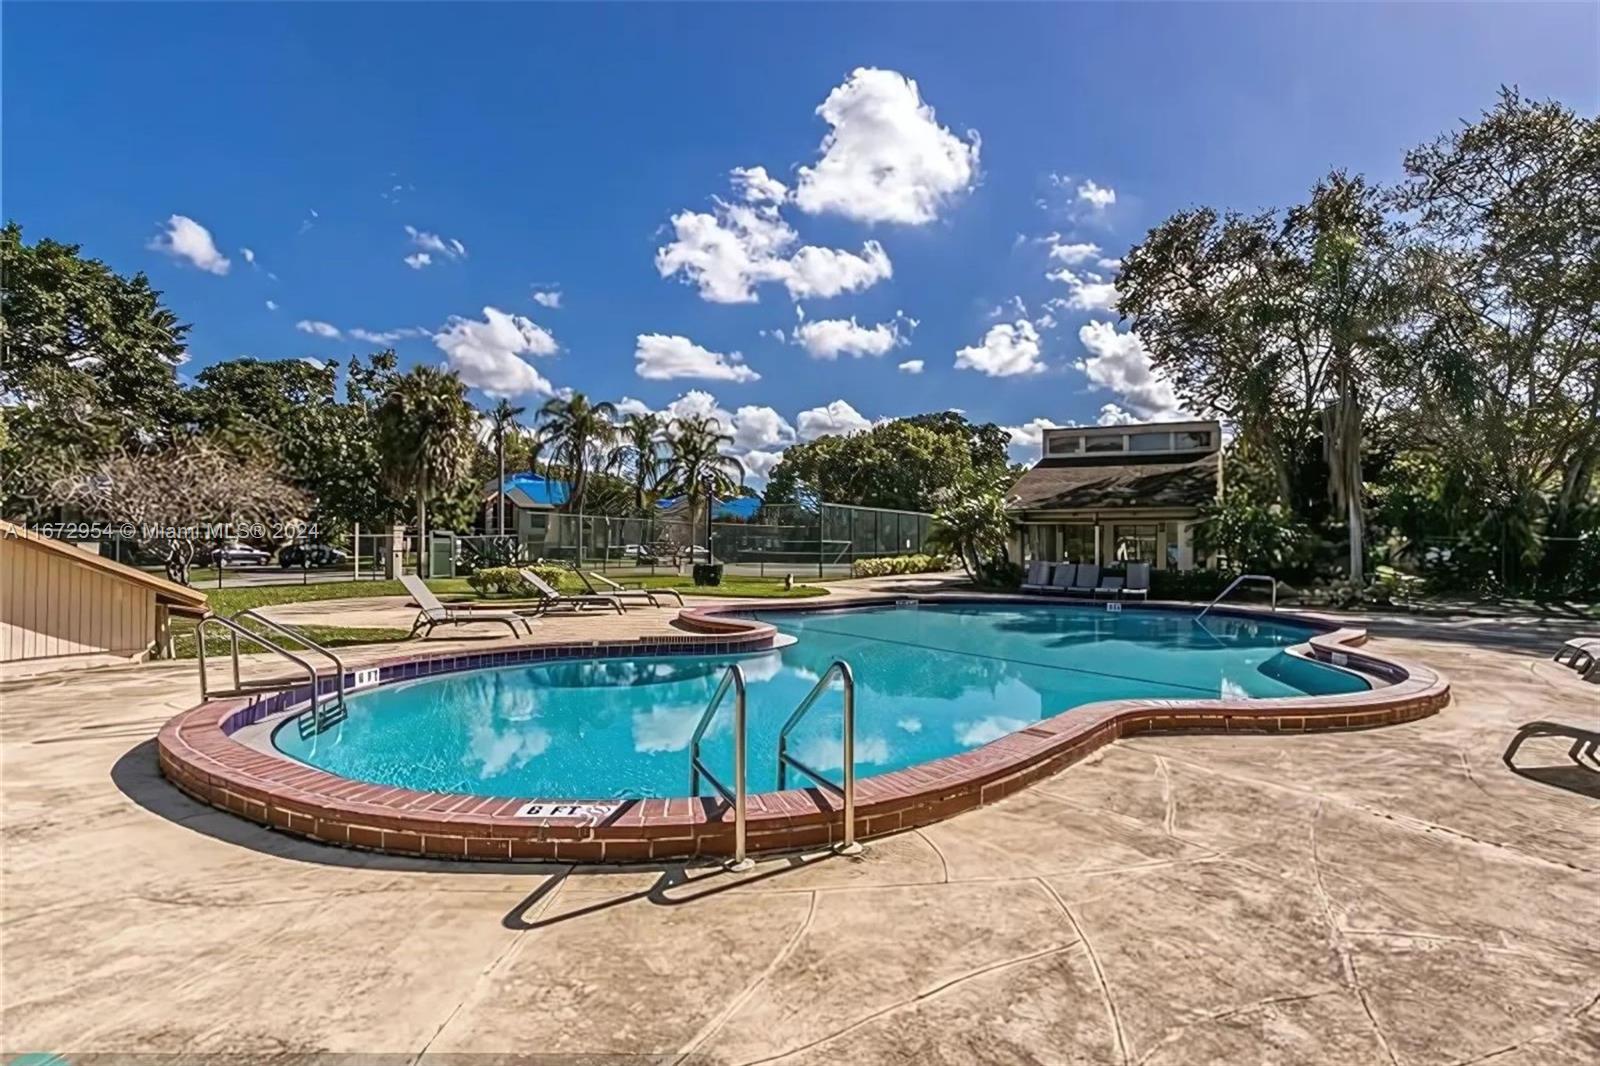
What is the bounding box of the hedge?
[851,553,954,578]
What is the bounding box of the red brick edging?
[157,596,1450,863]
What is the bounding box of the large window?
[1113,524,1158,564]
[1177,430,1212,450]
[1023,524,1097,562]
[1046,434,1082,456]
[1128,431,1172,452]
[1084,435,1123,453]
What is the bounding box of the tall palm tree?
[662,414,744,555]
[536,392,618,515]
[375,366,478,576]
[486,397,526,536]
[613,412,665,514]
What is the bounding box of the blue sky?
[7,3,1596,479]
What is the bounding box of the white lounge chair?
[1554,636,1600,680]
[1048,563,1078,595]
[400,574,531,639]
[1021,560,1056,592]
[1067,564,1100,597]
[1122,562,1151,600]
[583,570,684,607]
[518,569,625,614]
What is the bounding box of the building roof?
[0,520,210,610]
[1005,451,1221,512]
[656,495,763,521]
[484,474,570,509]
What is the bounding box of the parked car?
[210,542,271,566]
[278,543,351,569]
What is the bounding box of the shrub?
[1149,568,1235,601]
[974,557,1023,589]
[466,563,566,597]
[851,553,954,578]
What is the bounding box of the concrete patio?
[2,598,1597,1064]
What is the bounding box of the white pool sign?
[514,801,619,821]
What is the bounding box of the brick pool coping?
[156,596,1450,863]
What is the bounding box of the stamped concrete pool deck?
[3,589,1598,1064]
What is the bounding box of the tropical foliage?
[1118,89,1598,597]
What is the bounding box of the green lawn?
[170,623,414,660]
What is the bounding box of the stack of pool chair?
[1020,560,1057,593]
[1554,636,1600,682]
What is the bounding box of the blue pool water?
[273,604,1368,799]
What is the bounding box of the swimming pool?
[272,603,1367,800]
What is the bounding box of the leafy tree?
[613,412,665,514]
[661,414,744,548]
[536,392,618,515]
[765,420,972,512]
[1119,171,1408,581]
[0,222,190,518]
[927,482,1010,577]
[485,397,526,535]
[374,366,478,571]
[904,411,1012,474]
[1394,87,1600,588]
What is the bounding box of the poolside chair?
[1048,563,1078,595]
[1122,562,1151,600]
[581,570,685,607]
[1021,560,1056,592]
[1554,636,1600,674]
[1093,574,1125,599]
[400,574,532,639]
[1066,564,1100,597]
[517,569,625,614]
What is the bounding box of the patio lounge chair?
[517,569,625,614]
[1067,564,1100,597]
[1048,563,1079,595]
[582,570,685,607]
[1122,562,1151,600]
[400,574,532,639]
[1554,636,1600,673]
[1021,560,1056,592]
[1093,575,1125,599]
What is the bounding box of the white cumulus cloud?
[349,326,426,345]
[730,165,789,204]
[633,334,760,383]
[898,359,925,374]
[792,316,902,360]
[797,399,871,440]
[1078,180,1117,209]
[147,215,231,275]
[655,194,890,304]
[1048,240,1101,265]
[433,307,559,397]
[404,252,432,270]
[954,320,1044,377]
[531,289,562,309]
[265,300,278,311]
[1076,320,1187,422]
[295,320,341,338]
[405,225,466,259]
[794,67,979,225]
[1048,266,1119,312]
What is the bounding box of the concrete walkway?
[2,604,1597,1063]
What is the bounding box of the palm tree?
[661,414,744,556]
[374,366,478,577]
[536,392,618,515]
[486,397,526,536]
[613,412,665,514]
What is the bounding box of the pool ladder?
[688,657,863,869]
[1196,573,1279,621]
[195,609,349,739]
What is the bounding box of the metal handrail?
[232,608,347,713]
[1196,573,1278,620]
[688,664,752,871]
[196,614,323,716]
[776,660,861,855]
